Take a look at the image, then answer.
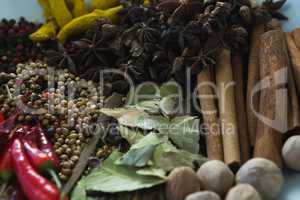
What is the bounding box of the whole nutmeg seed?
[225,184,261,200]
[282,136,300,171]
[185,191,221,200]
[196,160,234,197]
[166,167,201,200]
[236,158,284,200]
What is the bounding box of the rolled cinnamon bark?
[232,54,250,163]
[197,66,223,161]
[216,49,241,167]
[254,30,289,167]
[246,24,266,146]
[291,28,300,50]
[287,62,300,131]
[286,32,300,94]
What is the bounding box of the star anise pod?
[73,20,119,70]
[45,43,77,74]
[224,25,248,51]
[79,65,108,82]
[254,0,288,22]
[157,0,204,24]
[136,22,161,44]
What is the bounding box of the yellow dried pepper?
[143,0,151,7]
[30,21,58,42]
[90,0,120,11]
[57,5,123,43]
[70,0,88,17]
[38,0,53,21]
[48,0,73,28]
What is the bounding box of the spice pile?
[0,18,42,73]
[1,0,300,200]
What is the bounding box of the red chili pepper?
[0,143,13,181]
[11,183,27,200]
[0,112,4,123]
[11,139,61,200]
[23,139,57,172]
[35,124,59,168]
[0,114,18,147]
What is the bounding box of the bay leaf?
[116,144,158,167]
[84,151,166,193]
[117,125,144,145]
[136,100,161,114]
[136,168,167,179]
[135,115,169,130]
[159,116,200,154]
[71,180,87,200]
[153,142,207,171]
[159,96,179,117]
[116,133,164,167]
[159,81,180,97]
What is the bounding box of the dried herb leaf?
[117,125,144,145]
[83,151,166,193]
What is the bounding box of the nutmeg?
[166,167,201,200]
[236,158,284,199]
[196,160,234,197]
[282,136,300,171]
[185,191,221,200]
[226,184,261,200]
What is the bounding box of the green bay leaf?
[84,151,166,193]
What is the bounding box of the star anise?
[79,65,108,82]
[72,20,119,70]
[157,0,204,24]
[254,0,288,22]
[45,43,77,74]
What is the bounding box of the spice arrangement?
[1,0,300,200]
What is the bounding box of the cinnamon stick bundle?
[232,54,250,163]
[254,30,289,167]
[216,49,241,167]
[286,32,300,94]
[197,66,223,161]
[246,24,266,146]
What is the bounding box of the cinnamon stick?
[254,30,289,167]
[246,24,266,146]
[291,28,300,50]
[232,54,250,163]
[216,49,241,167]
[286,33,300,130]
[197,66,223,161]
[267,20,300,131]
[287,62,300,131]
[286,32,300,94]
